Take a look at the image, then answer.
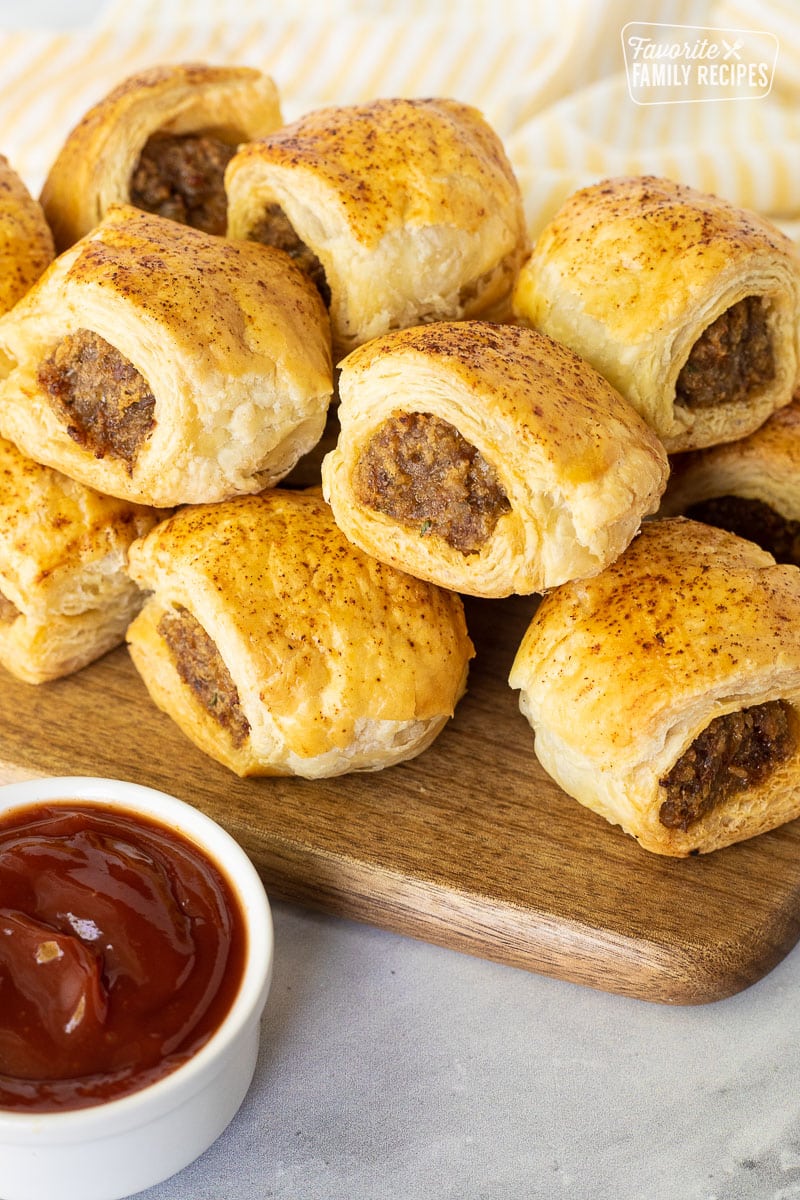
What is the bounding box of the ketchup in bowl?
[0,801,246,1112]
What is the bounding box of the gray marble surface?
[137,902,800,1200]
[1,1,800,1197]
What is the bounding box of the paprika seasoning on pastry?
[0,802,246,1112]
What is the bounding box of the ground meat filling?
[248,203,331,305]
[158,607,250,748]
[675,295,774,410]
[352,412,511,555]
[686,495,800,567]
[659,700,795,831]
[129,132,236,236]
[37,329,156,471]
[0,589,20,624]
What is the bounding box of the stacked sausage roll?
[40,63,283,250]
[657,400,800,568]
[126,489,473,778]
[509,518,800,856]
[0,155,54,316]
[225,96,530,355]
[513,175,800,454]
[0,205,333,507]
[321,321,668,597]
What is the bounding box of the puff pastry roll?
[0,204,332,507]
[225,97,529,354]
[0,433,159,683]
[513,175,800,454]
[658,400,800,565]
[509,517,800,856]
[40,63,282,251]
[125,488,473,778]
[0,155,54,315]
[321,321,668,598]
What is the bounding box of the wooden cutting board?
[3,589,800,1007]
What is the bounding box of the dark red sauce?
[0,802,246,1112]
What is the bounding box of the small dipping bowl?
[0,775,273,1200]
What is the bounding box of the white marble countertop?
[1,1,800,1197]
[133,898,800,1200]
[207,905,800,1200]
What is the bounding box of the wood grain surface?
[2,586,800,1006]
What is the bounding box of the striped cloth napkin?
[0,0,798,238]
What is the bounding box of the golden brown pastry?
[321,321,669,598]
[509,517,800,856]
[513,175,800,453]
[125,488,473,778]
[225,97,529,355]
[0,204,333,508]
[0,154,54,315]
[0,433,159,683]
[658,400,800,565]
[40,62,283,251]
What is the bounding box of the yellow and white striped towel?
[0,0,798,239]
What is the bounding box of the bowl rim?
[0,775,273,1139]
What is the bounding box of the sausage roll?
[0,155,54,315]
[321,321,669,598]
[0,204,333,508]
[225,97,529,355]
[658,400,800,565]
[509,517,800,856]
[40,62,283,251]
[513,175,800,453]
[0,433,159,684]
[125,488,473,778]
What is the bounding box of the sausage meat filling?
[248,204,330,305]
[659,699,795,831]
[158,606,250,748]
[129,133,236,236]
[352,412,511,555]
[686,495,800,567]
[37,329,156,471]
[0,589,20,624]
[676,295,774,410]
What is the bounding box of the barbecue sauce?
[0,802,246,1112]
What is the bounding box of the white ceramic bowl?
[0,775,273,1200]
